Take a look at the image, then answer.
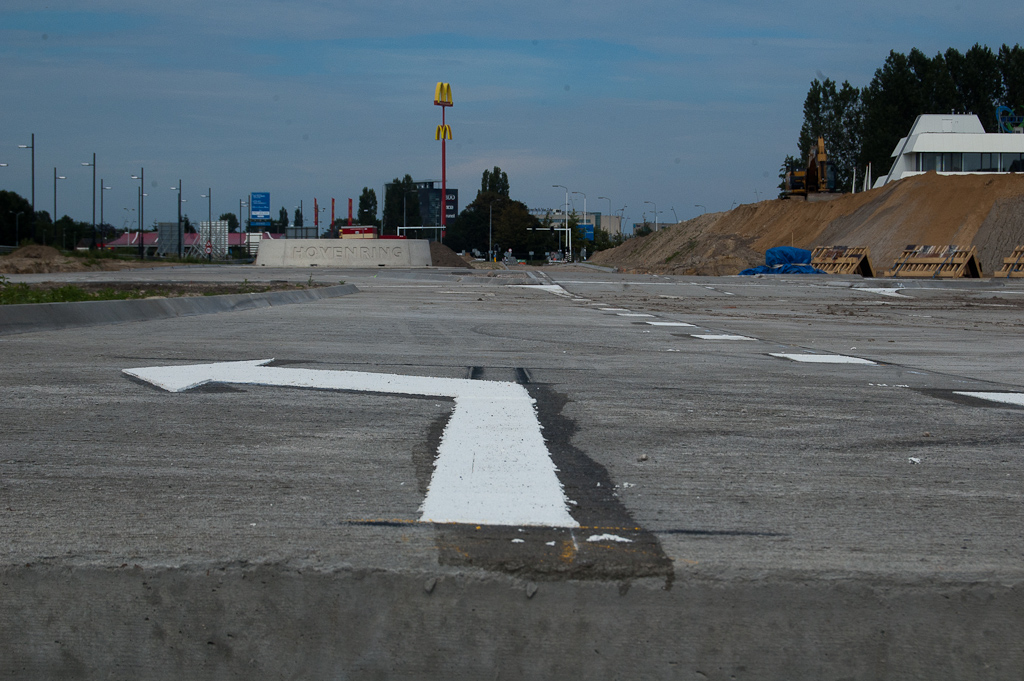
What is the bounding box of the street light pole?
[552,184,568,257]
[100,180,112,245]
[81,153,96,248]
[9,210,24,247]
[170,180,183,258]
[53,168,66,249]
[694,204,706,215]
[18,134,34,240]
[644,200,658,232]
[489,202,493,262]
[200,188,212,259]
[573,191,587,247]
[131,169,145,259]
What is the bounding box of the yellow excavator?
[783,137,838,199]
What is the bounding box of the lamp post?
[200,189,212,259]
[552,184,568,257]
[403,189,419,237]
[18,134,34,240]
[100,180,111,245]
[53,169,66,248]
[694,204,705,215]
[131,169,145,259]
[573,191,587,248]
[489,201,493,262]
[644,200,658,232]
[81,153,96,248]
[240,199,248,256]
[9,211,23,247]
[170,181,183,258]
[598,195,612,234]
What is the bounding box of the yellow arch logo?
[434,82,453,106]
[435,124,452,141]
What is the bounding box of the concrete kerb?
[0,284,359,336]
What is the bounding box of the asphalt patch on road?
[435,368,674,584]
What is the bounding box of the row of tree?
[2,170,621,256]
[789,43,1024,192]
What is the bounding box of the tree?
[0,190,33,246]
[999,44,1024,112]
[382,175,421,235]
[796,78,863,192]
[447,168,550,255]
[480,167,510,196]
[276,206,289,230]
[218,212,239,233]
[357,187,379,227]
[293,207,303,228]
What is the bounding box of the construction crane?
[783,137,838,199]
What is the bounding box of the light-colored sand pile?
[591,172,1024,275]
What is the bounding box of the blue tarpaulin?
[740,246,827,275]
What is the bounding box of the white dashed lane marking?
[954,392,1024,407]
[770,353,877,365]
[691,334,756,341]
[646,321,696,327]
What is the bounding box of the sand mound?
[591,172,1024,276]
[10,245,63,261]
[0,246,175,274]
[430,241,472,268]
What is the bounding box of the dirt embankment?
[429,241,472,268]
[591,172,1024,275]
[0,245,176,274]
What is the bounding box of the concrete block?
[255,239,432,268]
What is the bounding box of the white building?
[875,113,1024,187]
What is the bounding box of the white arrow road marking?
[123,359,579,528]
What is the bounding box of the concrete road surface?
[1,264,1022,679]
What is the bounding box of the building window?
[1004,153,1024,172]
[963,153,982,171]
[980,153,999,172]
[918,153,938,171]
[943,152,963,172]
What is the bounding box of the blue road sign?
[251,192,271,227]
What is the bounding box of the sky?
[1,0,1022,234]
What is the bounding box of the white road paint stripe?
[646,321,696,327]
[855,288,910,298]
[599,308,629,311]
[691,334,756,341]
[954,391,1024,407]
[587,534,633,543]
[617,313,655,317]
[770,353,876,365]
[510,284,572,297]
[124,359,579,528]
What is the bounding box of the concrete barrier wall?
[256,239,431,268]
[0,284,358,336]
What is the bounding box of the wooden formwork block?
[811,246,875,277]
[995,246,1024,278]
[884,245,983,279]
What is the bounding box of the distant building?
[876,113,1024,187]
[387,180,458,227]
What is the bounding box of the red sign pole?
[348,198,353,226]
[434,83,453,241]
